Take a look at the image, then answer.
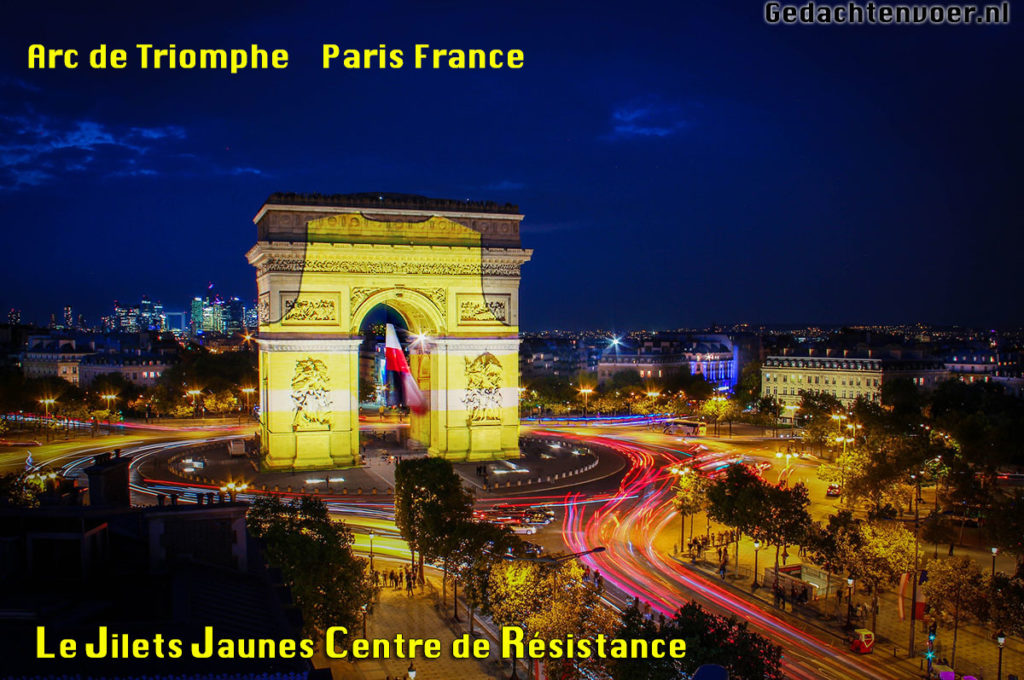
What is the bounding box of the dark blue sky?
[1,1,1020,330]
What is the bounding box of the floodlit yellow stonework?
[246,193,531,470]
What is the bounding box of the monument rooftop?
[263,191,520,215]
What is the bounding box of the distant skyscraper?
[225,297,245,334]
[111,300,140,332]
[7,308,20,325]
[190,297,204,334]
[243,302,258,329]
[63,305,73,329]
[137,295,165,331]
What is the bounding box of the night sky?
[1,1,1020,330]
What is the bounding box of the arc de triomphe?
[246,192,531,470]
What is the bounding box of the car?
[521,541,544,556]
[524,510,553,525]
[826,484,842,497]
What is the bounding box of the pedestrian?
[406,576,413,595]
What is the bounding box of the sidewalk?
[315,562,502,680]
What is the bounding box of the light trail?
[554,431,907,680]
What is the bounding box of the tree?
[524,560,618,679]
[203,388,239,414]
[921,509,956,559]
[153,345,257,415]
[451,521,522,634]
[488,558,617,680]
[922,556,987,668]
[247,496,372,640]
[846,522,918,633]
[806,511,861,614]
[358,376,377,403]
[673,469,709,547]
[700,397,729,436]
[394,457,473,588]
[733,361,762,409]
[756,482,812,582]
[986,490,1024,568]
[489,559,550,679]
[706,464,765,540]
[987,573,1024,638]
[612,601,783,680]
[0,471,41,507]
[797,392,844,452]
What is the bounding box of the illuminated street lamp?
[241,387,255,413]
[752,540,762,588]
[996,630,1006,680]
[368,529,375,571]
[39,397,55,417]
[992,546,999,576]
[187,389,201,417]
[579,387,593,418]
[407,662,416,680]
[846,577,855,627]
[102,393,117,411]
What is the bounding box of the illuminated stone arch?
[348,287,447,336]
[246,193,531,470]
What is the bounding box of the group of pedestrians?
[583,565,604,589]
[686,529,738,558]
[373,566,420,594]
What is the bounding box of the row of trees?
[0,346,257,423]
[520,367,717,417]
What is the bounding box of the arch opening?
[356,301,432,453]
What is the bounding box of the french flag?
[898,570,929,621]
[385,324,427,414]
[914,570,928,620]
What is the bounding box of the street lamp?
[992,547,999,576]
[579,387,593,418]
[368,529,375,571]
[846,577,855,627]
[187,389,201,417]
[505,546,606,565]
[39,397,55,417]
[102,393,117,414]
[407,662,416,680]
[997,630,1006,680]
[752,541,762,588]
[360,604,367,638]
[241,387,254,413]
